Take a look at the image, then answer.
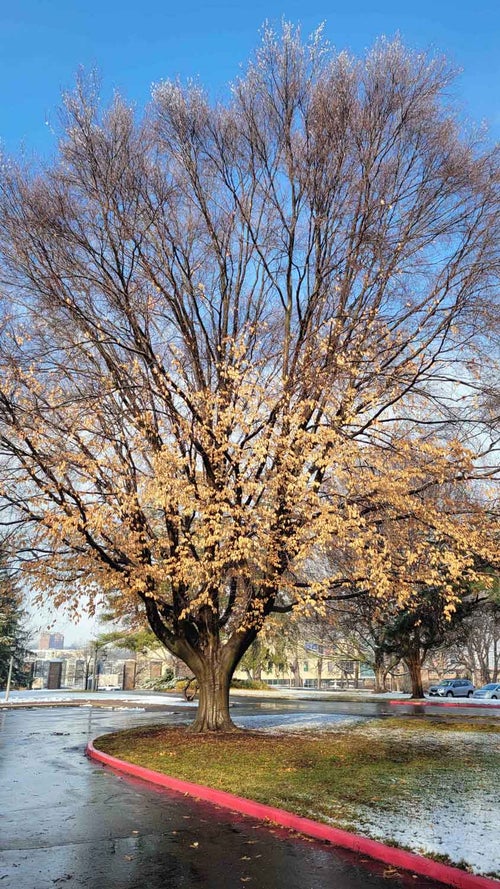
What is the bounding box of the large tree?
[0,26,498,729]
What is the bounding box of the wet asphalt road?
[229,692,500,721]
[5,687,499,721]
[0,706,451,889]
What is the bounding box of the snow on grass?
[322,723,500,877]
[0,689,194,706]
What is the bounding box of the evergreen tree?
[0,551,30,687]
[379,587,474,698]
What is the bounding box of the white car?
[472,683,500,700]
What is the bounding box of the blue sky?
[4,0,498,644]
[1,0,499,159]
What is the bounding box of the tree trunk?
[188,659,236,733]
[480,668,491,685]
[291,656,302,688]
[146,599,262,733]
[405,655,424,698]
[373,648,390,693]
[374,661,386,693]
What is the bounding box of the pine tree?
[0,551,30,687]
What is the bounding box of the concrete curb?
[86,740,498,889]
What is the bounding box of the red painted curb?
[86,740,498,889]
[389,700,500,709]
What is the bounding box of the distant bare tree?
[310,599,402,692]
[0,25,498,729]
[446,582,500,684]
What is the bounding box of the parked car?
[472,683,500,700]
[427,679,475,697]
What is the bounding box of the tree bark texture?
[405,655,425,698]
[188,659,236,733]
[374,661,387,694]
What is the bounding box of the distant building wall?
[38,632,65,650]
[38,632,51,650]
[33,658,66,689]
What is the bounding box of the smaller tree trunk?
[317,657,323,690]
[393,672,403,692]
[374,663,386,693]
[373,649,387,693]
[479,662,492,685]
[291,656,302,688]
[405,654,424,698]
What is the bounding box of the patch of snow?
[236,716,499,876]
[0,689,193,706]
[336,725,500,877]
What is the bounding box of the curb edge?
[86,739,498,889]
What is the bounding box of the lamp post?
[90,640,112,691]
[92,644,98,691]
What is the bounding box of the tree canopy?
[0,25,498,729]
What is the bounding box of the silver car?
[428,679,475,697]
[472,683,500,700]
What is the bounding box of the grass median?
[94,717,500,845]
